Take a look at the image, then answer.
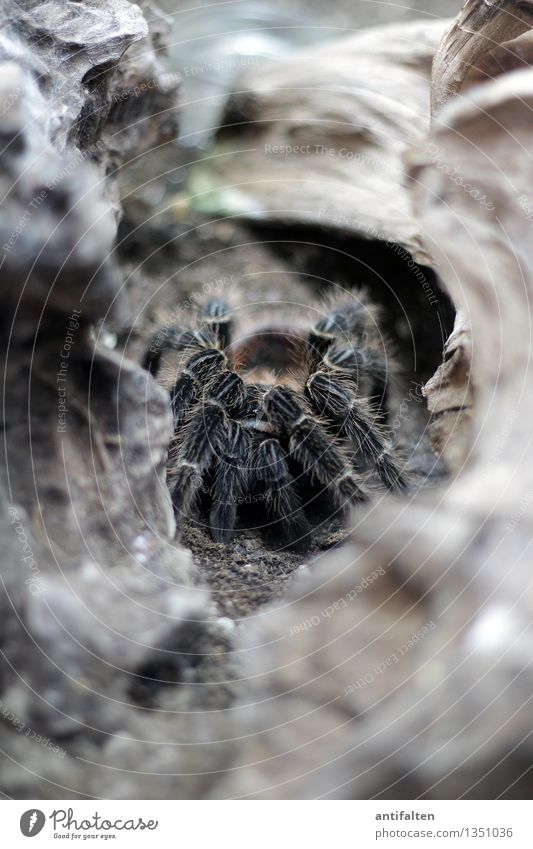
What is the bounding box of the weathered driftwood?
[181,19,448,265]
[427,0,533,468]
[3,0,533,803]
[423,309,474,472]
[432,0,533,113]
[0,0,233,800]
[217,69,533,800]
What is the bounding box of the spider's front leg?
[142,326,215,375]
[264,386,367,507]
[306,371,407,493]
[170,371,246,531]
[169,348,226,430]
[325,344,390,417]
[209,419,251,543]
[200,299,233,352]
[308,299,368,363]
[254,437,311,550]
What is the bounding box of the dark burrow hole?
[245,221,455,385]
[116,213,455,601]
[118,213,454,386]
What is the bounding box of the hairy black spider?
[142,293,407,550]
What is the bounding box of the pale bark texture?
[432,0,533,113]
[0,0,233,800]
[217,67,533,801]
[183,20,448,264]
[2,0,533,803]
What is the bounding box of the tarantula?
[142,292,407,550]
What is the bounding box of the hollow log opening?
[1,0,532,807]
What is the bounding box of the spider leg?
[255,437,311,549]
[200,299,233,352]
[170,348,226,429]
[308,299,368,363]
[306,372,407,493]
[265,386,367,507]
[325,343,389,414]
[170,402,226,523]
[209,420,251,543]
[142,326,215,375]
[171,370,246,528]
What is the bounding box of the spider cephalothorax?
[143,292,407,550]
